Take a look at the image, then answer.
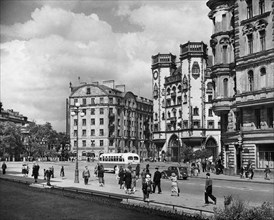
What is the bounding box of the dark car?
[161,166,189,180]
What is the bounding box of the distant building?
[67,80,153,160]
[151,42,221,162]
[0,107,29,125]
[207,0,274,175]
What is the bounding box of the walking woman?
[118,166,125,189]
[98,164,105,186]
[124,168,132,194]
[170,173,179,196]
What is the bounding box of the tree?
[0,122,23,160]
[180,146,194,162]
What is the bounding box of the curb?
[191,175,274,185]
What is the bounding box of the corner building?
[207,0,274,175]
[67,81,153,160]
[152,42,221,162]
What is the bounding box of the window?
[82,129,86,136]
[109,97,113,104]
[91,129,95,136]
[255,109,261,129]
[259,0,265,15]
[82,109,86,115]
[154,124,158,132]
[184,94,187,103]
[74,130,77,137]
[91,140,95,146]
[90,108,95,115]
[91,98,95,104]
[87,88,91,94]
[83,98,86,105]
[99,129,104,136]
[208,95,212,102]
[247,0,253,19]
[74,119,77,126]
[207,82,213,92]
[154,113,158,121]
[260,31,266,51]
[208,121,214,129]
[167,87,171,95]
[267,108,273,128]
[193,107,199,116]
[248,70,254,91]
[208,109,213,117]
[82,140,86,147]
[100,118,104,125]
[258,148,274,169]
[91,118,95,125]
[247,34,253,54]
[223,78,228,97]
[179,110,182,118]
[193,120,200,128]
[82,119,86,126]
[74,140,77,147]
[222,13,227,31]
[222,45,228,64]
[177,96,182,105]
[100,140,104,146]
[183,120,188,129]
[100,108,104,114]
[162,112,165,120]
[260,67,266,89]
[100,97,104,104]
[74,99,78,105]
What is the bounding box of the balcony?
[235,88,274,108]
[165,73,182,85]
[151,53,176,68]
[212,97,235,115]
[180,42,207,60]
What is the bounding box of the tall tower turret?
[151,53,176,142]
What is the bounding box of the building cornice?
[240,11,271,26]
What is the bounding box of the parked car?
[161,166,189,180]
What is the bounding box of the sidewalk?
[0,173,215,216]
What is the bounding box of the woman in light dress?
[169,173,179,196]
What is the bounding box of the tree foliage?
[0,122,23,160]
[0,121,69,161]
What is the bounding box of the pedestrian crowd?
[0,160,272,205]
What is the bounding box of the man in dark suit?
[153,167,162,194]
[205,173,216,205]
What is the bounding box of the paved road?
[3,161,273,209]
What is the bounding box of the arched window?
[178,84,182,93]
[248,70,254,91]
[192,62,200,79]
[223,78,228,97]
[167,87,171,95]
[207,82,213,92]
[260,67,266,89]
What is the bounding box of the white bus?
[99,153,140,171]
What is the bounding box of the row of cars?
[161,165,189,180]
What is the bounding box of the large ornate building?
[67,80,153,160]
[207,0,274,175]
[151,42,221,162]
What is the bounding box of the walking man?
[82,166,90,185]
[153,167,162,194]
[204,173,216,205]
[2,162,7,174]
[45,167,52,186]
[32,162,40,183]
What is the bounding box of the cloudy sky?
[0,0,212,132]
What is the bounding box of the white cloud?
[1,2,211,132]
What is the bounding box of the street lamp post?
[71,102,84,183]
